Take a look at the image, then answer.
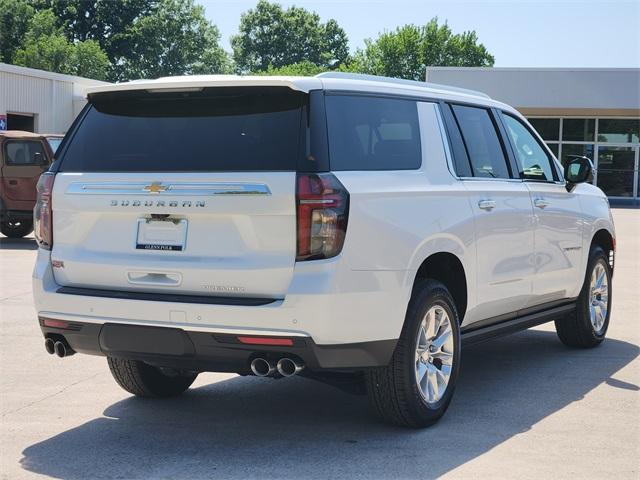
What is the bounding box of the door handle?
[8,180,17,185]
[534,198,550,209]
[478,199,496,211]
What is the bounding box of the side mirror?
[564,155,593,192]
[33,152,47,166]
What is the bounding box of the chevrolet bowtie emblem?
[143,182,168,194]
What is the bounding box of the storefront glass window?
[528,118,560,141]
[597,119,640,143]
[596,146,635,197]
[562,119,595,142]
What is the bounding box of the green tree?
[13,9,110,80]
[352,19,494,81]
[256,60,328,76]
[0,0,35,63]
[28,0,229,81]
[232,0,349,73]
[112,0,229,80]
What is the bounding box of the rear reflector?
[237,336,294,346]
[41,318,70,329]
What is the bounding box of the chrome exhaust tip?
[250,357,276,377]
[53,340,74,358]
[276,357,305,377]
[54,341,67,358]
[44,338,55,355]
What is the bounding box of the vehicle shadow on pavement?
[20,330,639,480]
[0,236,38,251]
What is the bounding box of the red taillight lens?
[296,173,349,261]
[34,172,55,250]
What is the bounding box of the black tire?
[107,357,197,398]
[555,245,612,348]
[1,218,33,238]
[365,279,461,428]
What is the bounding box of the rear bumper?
[33,249,410,368]
[39,319,395,371]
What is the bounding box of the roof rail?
[315,72,491,99]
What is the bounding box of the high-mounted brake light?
[34,172,55,250]
[296,173,349,261]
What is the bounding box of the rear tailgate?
[49,86,306,300]
[51,172,296,298]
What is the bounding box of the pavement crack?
[2,373,102,417]
[0,291,32,302]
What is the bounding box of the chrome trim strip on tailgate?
[66,182,272,196]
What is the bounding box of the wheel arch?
[591,228,615,272]
[411,252,468,323]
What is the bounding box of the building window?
[596,146,636,197]
[527,116,640,199]
[597,119,640,143]
[562,119,595,142]
[528,118,560,141]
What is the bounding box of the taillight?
[34,172,55,250]
[296,173,349,261]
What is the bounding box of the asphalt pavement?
[1,209,638,479]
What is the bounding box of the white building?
[426,67,640,202]
[0,63,107,134]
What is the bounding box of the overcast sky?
[199,0,640,68]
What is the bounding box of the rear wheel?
[555,246,612,348]
[107,357,197,398]
[1,218,33,238]
[366,279,461,428]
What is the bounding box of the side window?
[5,140,46,166]
[451,104,511,179]
[325,95,421,170]
[440,104,472,177]
[502,114,557,182]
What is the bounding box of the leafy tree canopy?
[12,9,110,80]
[111,0,230,80]
[4,0,230,81]
[352,19,495,81]
[232,0,349,73]
[0,0,35,63]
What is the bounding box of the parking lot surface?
[1,209,638,479]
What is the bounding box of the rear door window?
[4,140,46,165]
[59,88,306,172]
[325,95,422,170]
[450,104,511,179]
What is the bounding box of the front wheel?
[107,357,198,398]
[366,279,461,428]
[555,245,612,348]
[1,218,33,238]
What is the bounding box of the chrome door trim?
[66,182,272,196]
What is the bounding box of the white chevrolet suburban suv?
[33,73,615,427]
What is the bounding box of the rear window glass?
[59,88,305,172]
[325,95,422,170]
[4,140,46,165]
